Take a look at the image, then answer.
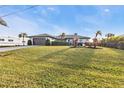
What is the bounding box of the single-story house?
[0,33,91,46]
[63,35,90,45]
[0,36,22,46]
[0,36,30,46]
[28,34,57,45]
[28,34,90,45]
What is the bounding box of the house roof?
[28,34,57,39]
[120,34,124,37]
[28,34,90,39]
[64,35,90,39]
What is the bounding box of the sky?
[0,5,124,38]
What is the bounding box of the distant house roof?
[28,34,57,39]
[120,34,124,37]
[64,35,90,39]
[28,34,90,39]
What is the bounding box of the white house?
[0,36,30,46]
[63,35,90,44]
[0,33,91,46]
[29,34,90,45]
[28,34,57,45]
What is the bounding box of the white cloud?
[104,8,110,12]
[37,18,71,35]
[0,15,70,37]
[0,16,41,37]
[47,7,56,11]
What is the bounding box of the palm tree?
[93,30,102,48]
[95,30,102,38]
[73,33,79,47]
[18,33,27,46]
[60,32,65,40]
[0,17,8,27]
[105,33,115,38]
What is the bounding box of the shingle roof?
[120,34,124,37]
[28,33,57,39]
[64,35,90,39]
[28,34,90,39]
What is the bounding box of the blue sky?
[0,5,124,38]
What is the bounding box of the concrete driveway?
[0,46,33,52]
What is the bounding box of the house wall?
[66,38,89,44]
[0,36,31,46]
[0,36,22,46]
[33,37,46,45]
[19,37,30,46]
[32,37,56,45]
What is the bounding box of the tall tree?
[60,32,65,40]
[18,33,27,46]
[95,30,102,38]
[0,17,8,27]
[93,31,102,48]
[105,33,115,38]
[73,33,79,47]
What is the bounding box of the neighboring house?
[0,33,91,46]
[29,34,90,45]
[19,37,30,46]
[0,36,22,46]
[0,36,30,46]
[63,35,90,45]
[28,34,57,45]
[120,34,124,37]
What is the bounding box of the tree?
[73,33,79,47]
[18,33,27,46]
[45,39,50,46]
[93,31,102,48]
[60,32,65,40]
[95,30,102,38]
[0,17,8,27]
[27,40,32,45]
[105,33,115,38]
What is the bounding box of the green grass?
[0,46,124,88]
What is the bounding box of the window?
[8,39,14,42]
[0,39,5,41]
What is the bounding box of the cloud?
[37,18,71,35]
[47,7,56,11]
[104,8,110,13]
[0,15,70,37]
[0,16,41,37]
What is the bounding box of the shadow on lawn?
[42,47,96,70]
[85,47,103,49]
[0,52,12,57]
[56,49,95,70]
[40,47,71,59]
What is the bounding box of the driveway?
[0,46,33,52]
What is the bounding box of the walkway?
[0,46,33,52]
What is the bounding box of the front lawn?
[0,46,123,88]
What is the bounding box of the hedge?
[52,40,69,46]
[101,36,124,50]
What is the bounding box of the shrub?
[101,36,124,49]
[52,40,69,46]
[117,41,124,50]
[45,39,51,46]
[27,40,32,45]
